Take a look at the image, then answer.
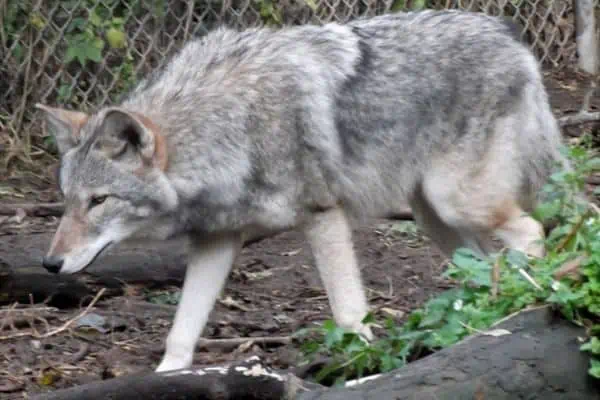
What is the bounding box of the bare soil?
[0,66,598,398]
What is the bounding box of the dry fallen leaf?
[219,296,253,312]
[380,307,405,319]
[37,368,61,386]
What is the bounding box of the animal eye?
[90,195,108,208]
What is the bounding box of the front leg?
[156,233,242,372]
[303,207,373,340]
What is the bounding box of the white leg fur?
[303,207,373,340]
[156,233,242,372]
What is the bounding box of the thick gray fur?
[39,10,570,372]
[57,11,565,242]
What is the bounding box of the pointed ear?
[35,104,89,156]
[96,108,168,171]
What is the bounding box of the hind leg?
[410,183,496,259]
[421,171,544,260]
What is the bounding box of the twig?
[386,276,394,298]
[489,304,551,329]
[196,336,292,351]
[71,342,90,363]
[218,296,256,312]
[305,295,329,302]
[370,295,402,311]
[553,255,587,280]
[70,331,112,349]
[0,288,106,340]
[0,302,18,332]
[555,210,591,253]
[490,250,505,300]
[0,306,58,313]
[558,111,600,127]
[39,288,106,338]
[518,268,543,291]
[558,77,600,127]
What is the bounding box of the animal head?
[36,104,179,274]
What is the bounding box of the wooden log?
[0,260,123,309]
[0,203,64,217]
[27,307,600,400]
[298,306,600,400]
[30,356,323,400]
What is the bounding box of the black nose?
[42,256,64,274]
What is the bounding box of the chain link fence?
[0,0,592,159]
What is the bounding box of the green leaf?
[412,0,426,9]
[323,324,345,349]
[111,17,125,26]
[303,0,318,11]
[89,10,103,27]
[533,200,562,222]
[344,337,367,354]
[391,0,406,11]
[583,157,600,172]
[361,312,376,325]
[588,358,600,379]
[506,249,529,269]
[581,337,600,355]
[65,46,78,64]
[85,44,103,63]
[380,353,402,372]
[67,17,87,33]
[315,360,344,383]
[418,307,446,328]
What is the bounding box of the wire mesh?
[0,0,588,149]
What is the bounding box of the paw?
[155,353,193,373]
[355,324,374,343]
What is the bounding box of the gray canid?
[36,10,569,372]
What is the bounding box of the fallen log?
[31,356,324,400]
[28,306,600,400]
[298,306,600,400]
[0,261,123,309]
[0,203,64,217]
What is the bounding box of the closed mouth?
[80,241,114,271]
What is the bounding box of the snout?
[42,255,64,274]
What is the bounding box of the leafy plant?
[297,143,600,384]
[63,3,130,66]
[145,288,181,305]
[255,0,283,26]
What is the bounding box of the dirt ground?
[0,67,598,398]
